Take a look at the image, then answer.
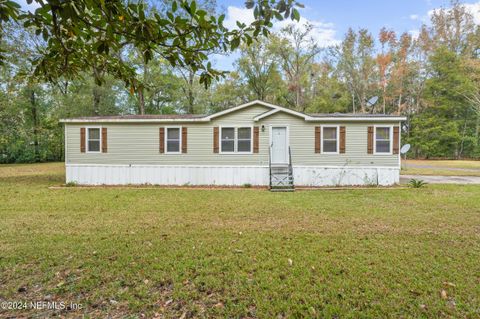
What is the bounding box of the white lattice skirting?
[66,164,400,186]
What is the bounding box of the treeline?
[1,0,479,163]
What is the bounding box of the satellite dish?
[366,96,378,107]
[400,144,411,154]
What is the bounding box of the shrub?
[408,179,427,188]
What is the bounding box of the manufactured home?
[61,100,406,189]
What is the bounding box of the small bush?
[243,183,252,188]
[408,179,427,188]
[65,181,77,187]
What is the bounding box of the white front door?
[271,126,288,164]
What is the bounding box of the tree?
[376,28,396,114]
[408,111,461,158]
[306,61,351,113]
[270,23,322,111]
[332,28,376,113]
[422,46,475,157]
[236,40,282,102]
[1,0,303,91]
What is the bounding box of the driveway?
[400,175,480,184]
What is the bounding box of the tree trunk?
[30,89,40,162]
[397,93,402,115]
[187,70,195,114]
[382,86,386,114]
[458,120,467,159]
[476,110,480,148]
[138,87,145,115]
[92,85,100,115]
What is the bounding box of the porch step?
[270,165,294,191]
[269,147,295,191]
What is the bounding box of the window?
[87,127,101,152]
[375,126,391,154]
[237,127,252,152]
[220,127,252,153]
[166,127,181,153]
[221,127,235,152]
[322,126,338,153]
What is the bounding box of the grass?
[405,160,480,169]
[0,163,479,318]
[402,159,480,176]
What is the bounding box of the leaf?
[292,8,300,21]
[440,289,448,299]
[172,1,177,13]
[230,37,240,50]
[190,1,196,14]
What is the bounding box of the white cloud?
[222,6,339,48]
[408,29,420,40]
[409,14,419,20]
[464,2,480,24]
[428,1,480,25]
[223,6,256,30]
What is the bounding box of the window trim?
[219,125,253,154]
[374,125,393,155]
[321,125,340,154]
[86,126,102,153]
[164,126,183,154]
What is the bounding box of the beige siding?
[65,104,400,167]
[264,113,400,167]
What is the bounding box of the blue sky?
[212,0,480,69]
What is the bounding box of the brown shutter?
[80,127,86,153]
[393,126,400,154]
[159,127,165,153]
[253,126,259,153]
[314,126,321,153]
[101,127,107,153]
[182,127,187,153]
[339,126,346,154]
[213,127,219,153]
[367,126,374,154]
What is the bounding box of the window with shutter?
[165,127,182,154]
[321,126,339,154]
[86,127,101,153]
[374,126,393,154]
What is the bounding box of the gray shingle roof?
[67,114,207,120]
[308,113,402,118]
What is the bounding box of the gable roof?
[60,100,406,123]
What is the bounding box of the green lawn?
[402,159,480,176]
[1,163,479,318]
